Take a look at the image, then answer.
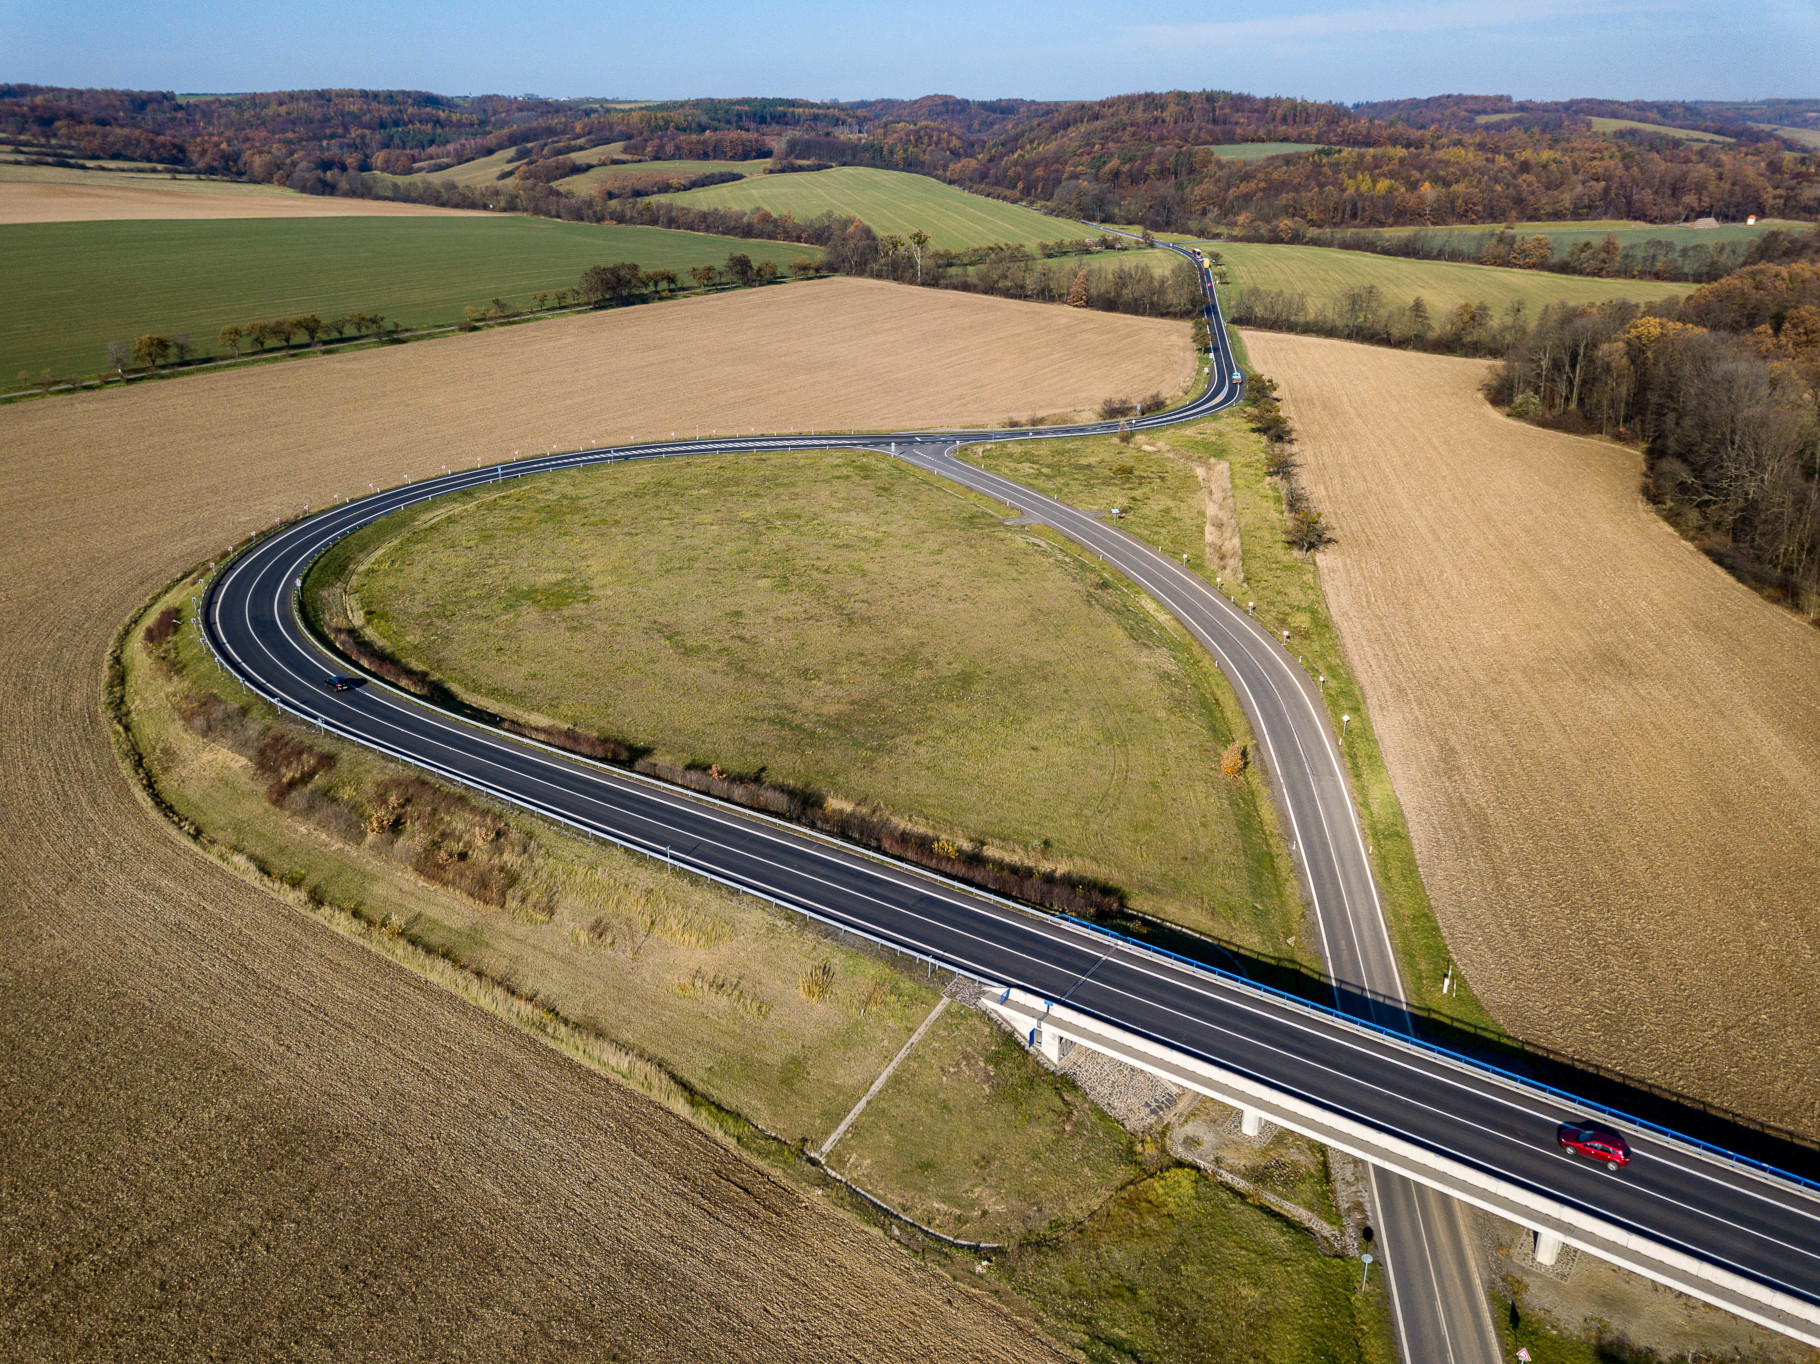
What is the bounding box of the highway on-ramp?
[201,248,1820,1360]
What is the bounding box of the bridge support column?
[1240,1107,1264,1137]
[1535,1230,1564,1267]
[1036,1023,1061,1063]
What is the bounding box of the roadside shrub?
[1098,395,1137,420]
[142,605,182,646]
[1220,742,1249,778]
[253,730,336,805]
[1138,391,1168,415]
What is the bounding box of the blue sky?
[11,0,1813,103]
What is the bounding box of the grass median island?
[312,447,1302,957]
[119,566,1394,1364]
[964,418,1498,1030]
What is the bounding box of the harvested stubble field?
[0,162,475,223]
[0,280,1190,1360]
[1244,330,1820,1134]
[332,448,1294,950]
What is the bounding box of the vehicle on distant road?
[323,675,364,691]
[1559,1121,1631,1169]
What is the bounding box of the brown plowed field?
[1245,330,1820,1134]
[0,279,1192,1359]
[0,176,475,223]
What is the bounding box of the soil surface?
[1245,330,1820,1135]
[0,280,1188,1360]
[0,176,475,223]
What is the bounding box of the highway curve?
[201,247,1820,1361]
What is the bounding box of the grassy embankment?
[662,165,1067,250]
[314,447,1304,961]
[965,413,1499,1030]
[0,215,817,378]
[1214,240,1696,319]
[120,504,1392,1364]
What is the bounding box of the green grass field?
[1588,116,1732,143]
[0,215,816,379]
[661,165,1068,250]
[562,157,764,195]
[1371,218,1806,250]
[1755,123,1820,150]
[1215,241,1693,318]
[329,447,1302,954]
[1204,142,1331,161]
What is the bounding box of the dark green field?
[2,215,818,380]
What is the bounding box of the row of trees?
[1239,377,1331,554]
[218,311,394,355]
[575,254,815,308]
[97,310,397,376]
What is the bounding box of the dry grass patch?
[1247,330,1820,1135]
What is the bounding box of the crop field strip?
[0,163,479,225]
[0,280,1188,1360]
[0,214,818,379]
[1245,330,1820,1138]
[1204,142,1332,160]
[660,166,1069,250]
[1587,116,1733,143]
[1365,218,1807,250]
[1217,241,1695,317]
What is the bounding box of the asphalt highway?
[201,246,1820,1357]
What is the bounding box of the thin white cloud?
[1121,0,1669,51]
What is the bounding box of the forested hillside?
[6,85,1814,236]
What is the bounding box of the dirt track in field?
[0,279,1182,1359]
[1245,330,1820,1134]
[0,178,475,223]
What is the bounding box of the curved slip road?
[201,247,1820,1359]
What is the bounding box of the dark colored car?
[323,675,365,692]
[1558,1121,1631,1169]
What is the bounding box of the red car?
[1558,1121,1631,1170]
